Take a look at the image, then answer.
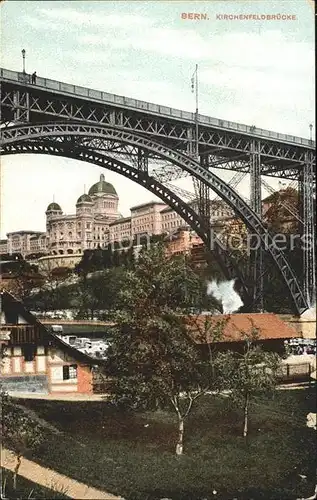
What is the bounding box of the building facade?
[3,231,47,258]
[46,174,121,256]
[0,174,122,266]
[0,290,97,394]
[0,172,240,267]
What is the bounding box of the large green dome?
[88,174,117,196]
[46,202,62,211]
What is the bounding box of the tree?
[0,392,47,490]
[31,261,74,312]
[218,327,281,438]
[105,244,222,455]
[2,273,43,304]
[263,187,300,234]
[107,311,212,455]
[0,347,47,491]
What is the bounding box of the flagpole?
[191,64,199,158]
[195,64,199,159]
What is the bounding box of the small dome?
[88,174,117,196]
[46,202,62,211]
[76,194,92,204]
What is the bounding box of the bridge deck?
[0,67,313,149]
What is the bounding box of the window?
[63,364,77,380]
[22,345,36,362]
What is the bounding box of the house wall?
[198,338,286,358]
[0,345,93,394]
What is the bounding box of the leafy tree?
[74,267,127,319]
[3,274,42,304]
[263,187,300,234]
[218,327,281,438]
[0,392,47,490]
[105,244,226,455]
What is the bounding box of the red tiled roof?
[186,313,299,344]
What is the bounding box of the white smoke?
[300,304,316,320]
[207,279,244,314]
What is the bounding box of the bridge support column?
[192,156,211,246]
[249,140,264,312]
[13,90,30,123]
[186,126,194,156]
[137,148,148,174]
[299,153,316,307]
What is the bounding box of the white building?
[46,174,121,256]
[0,172,236,268]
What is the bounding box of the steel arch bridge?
[0,121,309,315]
[0,137,253,306]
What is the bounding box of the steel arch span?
[0,121,309,314]
[0,139,253,306]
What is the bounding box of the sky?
[0,0,315,238]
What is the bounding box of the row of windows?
[101,202,116,209]
[162,221,181,229]
[162,212,178,220]
[110,223,131,230]
[20,346,78,380]
[133,215,154,224]
[50,249,82,255]
[133,224,154,232]
[111,231,131,239]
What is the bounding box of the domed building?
[45,174,121,261]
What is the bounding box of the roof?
[76,193,92,204]
[30,234,46,240]
[160,206,175,214]
[187,313,299,343]
[88,174,117,196]
[0,290,101,365]
[6,231,45,236]
[262,187,298,205]
[46,203,62,211]
[130,201,166,211]
[109,216,132,226]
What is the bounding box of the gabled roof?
[186,313,299,344]
[0,290,102,365]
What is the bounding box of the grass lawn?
[1,468,68,499]
[15,388,316,500]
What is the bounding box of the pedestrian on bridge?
[31,71,37,84]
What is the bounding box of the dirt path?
[1,448,123,499]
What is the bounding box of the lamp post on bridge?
[191,64,199,158]
[21,49,26,74]
[309,123,313,143]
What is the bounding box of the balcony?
[0,324,45,344]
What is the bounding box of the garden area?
[2,246,316,499]
[1,468,68,499]
[14,388,316,500]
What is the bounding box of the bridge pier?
[197,156,211,244]
[13,90,30,123]
[299,153,316,308]
[249,140,264,312]
[137,148,148,173]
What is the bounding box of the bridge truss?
[0,69,315,313]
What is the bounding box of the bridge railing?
[1,67,314,148]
